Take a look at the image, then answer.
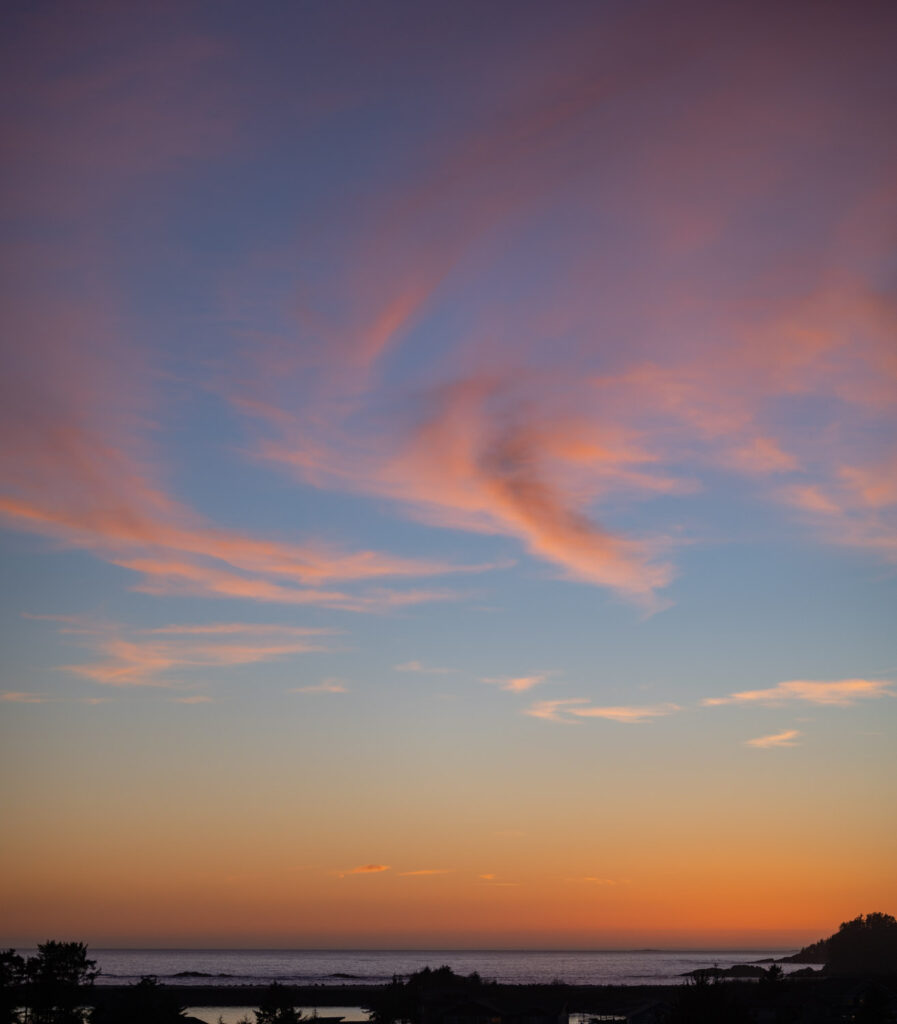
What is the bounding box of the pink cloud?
[484,674,551,693]
[395,661,453,674]
[703,678,895,707]
[226,38,897,596]
[291,681,348,694]
[4,0,896,625]
[839,461,897,510]
[146,623,334,637]
[525,698,680,724]
[255,375,677,604]
[745,729,802,749]
[727,437,798,475]
[2,5,241,221]
[38,617,331,688]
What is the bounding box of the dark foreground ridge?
[72,977,897,1024]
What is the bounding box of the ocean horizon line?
[58,945,800,954]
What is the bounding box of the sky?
[1,0,895,950]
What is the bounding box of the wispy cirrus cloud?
[146,623,334,637]
[703,678,895,707]
[1,692,51,704]
[344,864,390,875]
[254,376,677,606]
[525,698,680,724]
[221,3,897,603]
[778,471,897,564]
[0,692,108,705]
[394,660,453,674]
[291,680,348,694]
[34,615,330,688]
[484,673,551,693]
[397,869,452,876]
[0,313,500,616]
[745,729,802,749]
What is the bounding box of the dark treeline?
[0,944,308,1024]
[1,942,98,1024]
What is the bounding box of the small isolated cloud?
[479,873,496,880]
[573,703,681,722]
[395,660,452,674]
[703,678,895,707]
[347,864,390,874]
[525,698,680,723]
[291,678,348,694]
[397,869,452,876]
[484,673,551,692]
[745,729,802,748]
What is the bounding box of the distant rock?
[173,970,234,978]
[683,965,766,979]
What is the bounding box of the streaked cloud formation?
[397,869,452,877]
[395,661,453,675]
[485,674,551,693]
[525,699,680,724]
[292,681,348,695]
[703,679,895,708]
[37,616,330,688]
[745,729,803,749]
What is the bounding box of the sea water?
[89,946,807,988]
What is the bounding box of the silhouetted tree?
[826,913,897,976]
[23,942,98,1024]
[666,974,752,1024]
[0,951,26,1024]
[363,966,487,1024]
[91,976,187,1024]
[255,983,306,1024]
[758,963,784,991]
[364,975,413,1024]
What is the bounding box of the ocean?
[89,946,808,988]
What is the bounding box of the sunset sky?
[1,0,896,950]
